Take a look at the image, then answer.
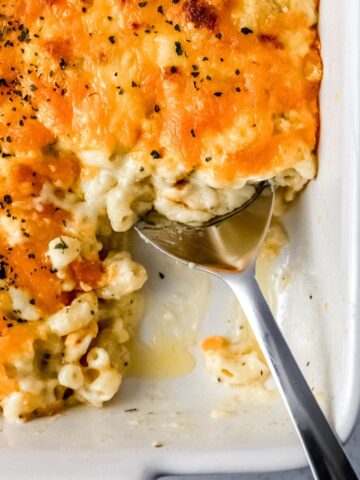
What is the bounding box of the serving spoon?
[135,184,358,480]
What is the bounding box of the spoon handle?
[223,266,358,480]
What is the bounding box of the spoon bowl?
[136,184,273,273]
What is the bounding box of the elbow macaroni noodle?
[1,251,146,421]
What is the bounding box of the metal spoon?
[135,185,358,480]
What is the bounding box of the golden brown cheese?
[1,0,321,178]
[0,0,321,418]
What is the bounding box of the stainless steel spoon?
[135,185,358,480]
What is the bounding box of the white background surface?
[159,415,360,479]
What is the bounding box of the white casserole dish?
[0,1,359,478]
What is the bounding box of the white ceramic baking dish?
[0,1,359,478]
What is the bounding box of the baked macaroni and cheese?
[0,0,321,421]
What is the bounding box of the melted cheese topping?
[1,1,321,183]
[0,0,321,421]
